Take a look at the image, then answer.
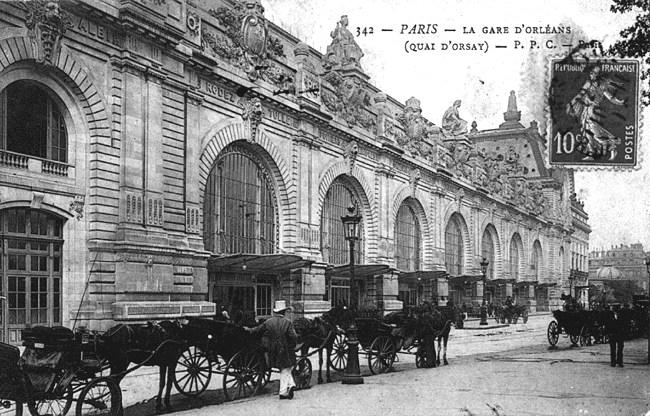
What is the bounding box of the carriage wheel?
[75,377,122,416]
[292,357,312,390]
[173,346,213,397]
[223,350,266,402]
[367,336,395,375]
[547,321,559,346]
[522,310,529,324]
[329,333,349,372]
[27,384,73,416]
[580,325,592,346]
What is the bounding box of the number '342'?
[356,27,374,36]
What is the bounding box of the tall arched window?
[481,228,495,280]
[510,234,521,281]
[321,177,363,265]
[531,240,543,280]
[1,81,67,162]
[395,200,421,271]
[445,215,464,276]
[203,143,276,254]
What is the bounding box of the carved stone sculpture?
[441,100,468,136]
[395,97,438,158]
[24,0,69,66]
[323,15,364,69]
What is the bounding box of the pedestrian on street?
[607,306,625,368]
[248,300,298,399]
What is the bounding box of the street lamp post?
[341,205,364,384]
[645,256,650,364]
[480,257,489,326]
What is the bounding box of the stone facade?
[590,244,649,290]
[0,0,589,342]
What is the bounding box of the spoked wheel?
[580,325,592,346]
[75,377,122,416]
[329,333,349,372]
[367,336,395,375]
[547,321,559,346]
[522,310,529,324]
[173,346,212,397]
[292,357,312,390]
[223,350,266,402]
[27,384,73,416]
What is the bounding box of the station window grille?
[395,201,421,272]
[444,215,464,276]
[320,178,364,266]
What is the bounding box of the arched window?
[1,209,64,343]
[1,81,67,162]
[203,143,276,254]
[321,177,364,266]
[395,200,421,271]
[481,228,495,280]
[531,240,542,280]
[445,215,464,276]
[510,233,521,281]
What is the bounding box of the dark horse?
[293,305,352,383]
[100,321,185,412]
[391,303,464,366]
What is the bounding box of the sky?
[262,0,650,253]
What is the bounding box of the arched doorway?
[395,198,423,307]
[203,142,279,322]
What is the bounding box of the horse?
[404,303,464,366]
[100,321,186,412]
[293,316,339,383]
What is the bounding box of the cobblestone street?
[107,314,650,416]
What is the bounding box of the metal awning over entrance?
[398,270,448,282]
[485,278,516,287]
[326,264,393,278]
[447,275,484,285]
[514,280,537,288]
[208,253,313,274]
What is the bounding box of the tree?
[610,0,650,106]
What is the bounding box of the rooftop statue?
[324,15,364,69]
[441,100,468,136]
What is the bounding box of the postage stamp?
[548,58,640,168]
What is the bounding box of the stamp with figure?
[549,58,640,168]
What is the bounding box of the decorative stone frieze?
[147,196,164,226]
[125,193,144,224]
[69,195,84,220]
[321,71,375,132]
[395,97,438,159]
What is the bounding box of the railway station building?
[0,0,589,344]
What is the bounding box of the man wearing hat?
[248,300,298,399]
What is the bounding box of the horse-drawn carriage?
[171,317,313,402]
[0,326,121,416]
[494,304,529,324]
[319,305,464,376]
[547,310,609,347]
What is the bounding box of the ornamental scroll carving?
[321,72,375,133]
[203,0,293,86]
[241,97,264,142]
[343,141,359,175]
[24,0,70,66]
[395,97,438,159]
[69,195,84,221]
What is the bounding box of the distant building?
[590,244,649,290]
